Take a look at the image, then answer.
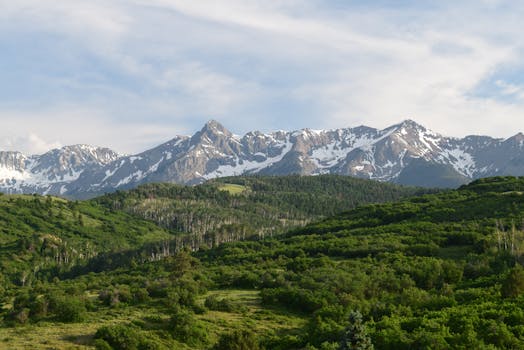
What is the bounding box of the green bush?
[29,296,49,320]
[213,329,261,350]
[169,308,209,346]
[95,324,168,350]
[93,339,113,350]
[132,287,150,304]
[501,265,524,298]
[52,295,87,323]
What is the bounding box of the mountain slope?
[0,192,173,281]
[2,176,524,349]
[0,145,119,196]
[394,158,470,188]
[78,119,523,194]
[194,175,524,348]
[2,119,524,197]
[94,175,429,239]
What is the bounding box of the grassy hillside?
[0,193,173,287]
[3,176,524,349]
[195,176,524,349]
[0,175,425,292]
[95,175,429,240]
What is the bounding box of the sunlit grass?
[197,289,306,341]
[0,289,305,349]
[217,184,248,195]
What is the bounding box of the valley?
[1,176,524,349]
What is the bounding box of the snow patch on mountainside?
[417,130,442,153]
[2,120,524,196]
[0,145,121,194]
[115,158,164,187]
[116,170,144,187]
[203,138,294,179]
[440,148,476,177]
[0,166,28,182]
[311,143,351,168]
[311,128,397,169]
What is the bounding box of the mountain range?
[1,119,524,198]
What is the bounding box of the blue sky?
[2,0,524,154]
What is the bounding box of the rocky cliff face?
[1,119,524,197]
[0,145,119,195]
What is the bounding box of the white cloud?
[496,80,524,100]
[156,62,261,115]
[1,1,130,43]
[1,133,62,155]
[0,107,187,155]
[2,0,524,153]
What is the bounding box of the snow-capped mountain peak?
[1,120,524,197]
[0,145,120,195]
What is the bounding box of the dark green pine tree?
[339,310,374,350]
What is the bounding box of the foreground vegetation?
[0,175,423,292]
[2,176,524,348]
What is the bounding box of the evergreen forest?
[1,175,524,349]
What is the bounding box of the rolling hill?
[1,176,524,349]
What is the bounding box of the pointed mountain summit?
[388,119,435,137]
[1,119,524,197]
[190,119,235,148]
[201,119,231,135]
[395,119,426,129]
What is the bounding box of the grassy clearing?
[0,194,68,203]
[217,184,248,195]
[0,322,98,349]
[0,304,174,349]
[0,289,305,349]
[197,289,306,341]
[0,194,36,202]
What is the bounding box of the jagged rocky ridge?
[0,145,119,195]
[1,119,524,197]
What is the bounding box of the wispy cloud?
[2,1,524,153]
[1,133,62,155]
[496,80,524,100]
[0,106,182,155]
